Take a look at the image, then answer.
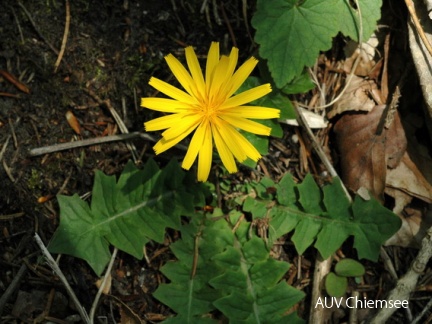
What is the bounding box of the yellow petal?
[149,77,197,105]
[153,129,190,154]
[182,121,208,170]
[161,114,201,140]
[222,106,280,119]
[219,84,272,110]
[185,46,206,99]
[213,120,247,162]
[208,56,229,103]
[145,113,186,131]
[205,42,220,93]
[212,123,237,173]
[223,56,258,98]
[219,115,272,135]
[165,54,199,98]
[226,47,239,80]
[197,124,213,182]
[141,98,192,113]
[221,124,262,162]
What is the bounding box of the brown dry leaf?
[386,152,432,203]
[327,76,378,119]
[385,207,432,248]
[343,41,376,77]
[333,105,407,201]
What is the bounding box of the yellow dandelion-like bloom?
[141,42,280,181]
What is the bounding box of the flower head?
[141,42,280,181]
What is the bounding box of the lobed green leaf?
[252,0,383,87]
[250,174,401,260]
[48,159,206,276]
[210,234,305,323]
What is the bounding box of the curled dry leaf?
[384,151,432,247]
[386,152,432,204]
[333,105,407,201]
[327,76,379,119]
[343,38,377,77]
[385,207,432,248]
[65,110,81,135]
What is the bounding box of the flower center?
[199,97,221,121]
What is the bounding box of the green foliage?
[48,159,206,276]
[281,71,316,95]
[335,258,365,277]
[154,213,228,324]
[155,210,305,323]
[325,258,365,297]
[243,174,401,261]
[252,0,383,87]
[325,272,347,298]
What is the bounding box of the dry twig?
[371,227,432,323]
[54,0,71,73]
[34,233,90,324]
[406,0,432,57]
[28,132,156,157]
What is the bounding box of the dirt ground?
[1,0,432,323]
[0,0,257,321]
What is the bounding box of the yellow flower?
[141,42,280,181]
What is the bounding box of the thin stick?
[10,6,25,44]
[54,0,71,73]
[89,247,118,324]
[0,136,11,162]
[8,117,19,149]
[34,233,90,324]
[406,0,432,57]
[0,263,27,316]
[17,1,59,55]
[371,227,432,323]
[28,132,156,157]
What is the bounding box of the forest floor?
[1,0,432,323]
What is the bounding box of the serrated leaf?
[351,195,400,260]
[48,159,205,275]
[243,196,268,219]
[338,0,383,41]
[325,272,347,297]
[163,316,217,324]
[291,218,322,255]
[154,216,233,323]
[314,224,351,259]
[258,174,401,260]
[282,71,316,94]
[210,233,304,323]
[276,173,298,206]
[49,195,112,275]
[297,174,323,214]
[154,282,218,317]
[335,258,365,277]
[322,177,351,219]
[252,0,382,87]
